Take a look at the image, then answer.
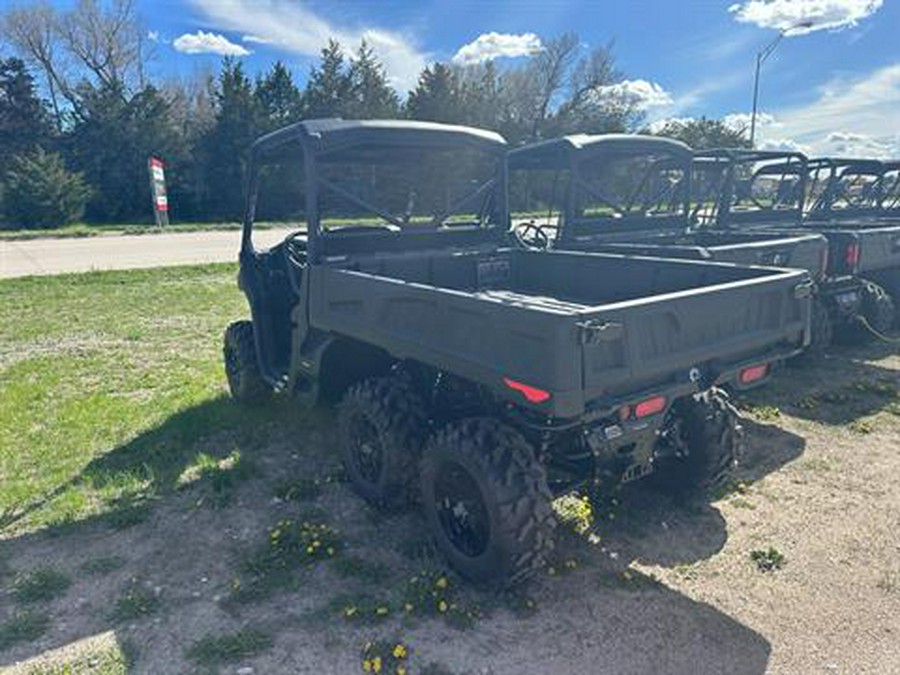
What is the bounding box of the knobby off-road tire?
[860,280,896,336]
[808,296,834,354]
[420,418,556,587]
[338,377,428,509]
[223,321,270,404]
[657,389,740,498]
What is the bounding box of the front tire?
[420,418,556,586]
[338,377,427,509]
[223,321,270,404]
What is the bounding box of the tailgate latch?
[793,280,814,299]
[578,320,624,345]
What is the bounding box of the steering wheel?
[282,231,307,295]
[514,221,551,250]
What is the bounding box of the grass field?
[0,264,268,532]
[1,264,898,674]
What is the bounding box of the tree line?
[0,0,747,228]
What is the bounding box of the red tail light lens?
[845,242,860,270]
[740,364,769,384]
[634,396,667,418]
[503,377,551,403]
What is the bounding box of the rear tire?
[655,389,740,497]
[420,418,556,586]
[807,296,834,354]
[223,321,270,404]
[338,377,427,509]
[860,280,896,337]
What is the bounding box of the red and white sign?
[148,156,170,226]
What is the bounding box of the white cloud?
[173,30,251,56]
[757,137,810,153]
[722,111,778,133]
[452,32,542,66]
[187,0,427,92]
[762,62,900,156]
[147,30,159,42]
[242,35,275,45]
[820,131,900,158]
[729,0,883,34]
[593,79,674,110]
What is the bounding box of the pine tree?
[3,148,91,228]
[199,58,261,218]
[345,40,399,119]
[0,58,52,165]
[303,39,351,118]
[255,61,302,131]
[406,63,461,124]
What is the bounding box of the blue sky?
[136,0,898,157]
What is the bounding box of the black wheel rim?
[433,461,490,558]
[348,414,383,484]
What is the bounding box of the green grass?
[110,581,160,622]
[10,568,72,603]
[186,629,272,667]
[0,611,51,650]
[0,264,316,535]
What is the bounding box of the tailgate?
[856,226,900,273]
[579,269,810,399]
[707,235,829,280]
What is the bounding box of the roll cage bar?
[691,149,808,228]
[508,134,693,240]
[242,118,509,263]
[805,157,886,221]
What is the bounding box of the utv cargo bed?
[311,247,810,418]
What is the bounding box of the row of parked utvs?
[223,119,900,585]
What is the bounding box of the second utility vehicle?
[224,119,812,584]
[508,138,872,348]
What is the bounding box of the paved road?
[0,228,296,279]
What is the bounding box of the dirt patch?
[1,344,898,674]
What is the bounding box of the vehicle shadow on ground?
[0,398,774,674]
[745,346,899,426]
[595,416,804,570]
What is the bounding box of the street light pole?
[749,21,813,147]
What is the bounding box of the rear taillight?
[620,395,667,420]
[845,242,861,271]
[740,363,769,385]
[503,377,551,403]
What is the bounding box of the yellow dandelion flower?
[306,546,314,554]
[375,606,389,616]
[404,602,414,612]
[372,656,382,673]
[327,547,335,556]
[547,566,557,576]
[397,667,407,675]
[344,606,357,618]
[437,600,448,613]
[392,644,407,659]
[435,576,448,589]
[565,559,578,569]
[363,659,372,672]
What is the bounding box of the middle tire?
[420,418,556,586]
[338,376,427,509]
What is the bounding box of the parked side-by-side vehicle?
[797,157,900,330]
[224,120,812,585]
[508,139,895,347]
